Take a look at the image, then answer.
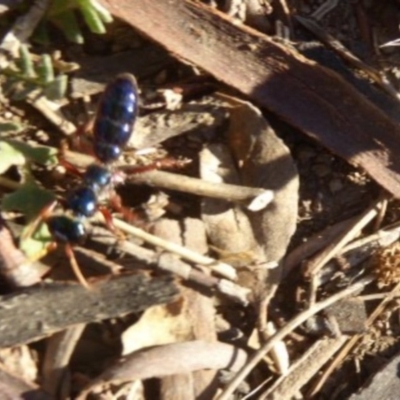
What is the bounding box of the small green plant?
[0,139,58,257]
[47,0,113,44]
[2,44,75,100]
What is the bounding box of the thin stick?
[62,150,273,203]
[90,227,250,304]
[124,169,274,203]
[340,220,400,254]
[303,196,386,278]
[311,0,339,20]
[112,217,237,281]
[283,216,357,278]
[259,335,348,399]
[372,193,388,230]
[216,275,374,400]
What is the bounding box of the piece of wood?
[0,274,179,348]
[100,0,400,198]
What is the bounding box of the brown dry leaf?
[121,301,193,356]
[227,97,299,266]
[131,99,228,149]
[0,347,37,383]
[200,143,263,264]
[0,366,51,400]
[201,96,299,301]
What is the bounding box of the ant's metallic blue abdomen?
[93,74,139,163]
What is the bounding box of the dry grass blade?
[216,275,374,400]
[41,325,86,396]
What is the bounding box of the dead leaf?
[78,340,247,399]
[121,302,193,356]
[201,97,299,303]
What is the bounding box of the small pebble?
[312,163,331,177]
[35,130,50,142]
[329,178,343,193]
[315,154,333,164]
[297,146,316,163]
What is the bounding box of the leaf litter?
[2,1,400,399]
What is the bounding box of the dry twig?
[216,275,374,400]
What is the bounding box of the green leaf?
[36,54,54,84]
[50,9,84,44]
[79,1,107,34]
[3,140,58,166]
[18,45,36,78]
[0,122,25,135]
[48,0,79,16]
[46,0,112,43]
[9,82,38,101]
[0,141,26,174]
[43,74,68,100]
[20,222,52,259]
[2,184,56,259]
[91,1,113,23]
[2,183,56,220]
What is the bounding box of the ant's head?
[47,215,86,244]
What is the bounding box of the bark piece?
[0,274,178,348]
[349,349,400,400]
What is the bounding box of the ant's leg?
[57,140,86,178]
[98,201,136,239]
[98,205,120,234]
[25,228,91,289]
[106,193,149,228]
[69,118,95,156]
[65,244,91,290]
[21,200,59,242]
